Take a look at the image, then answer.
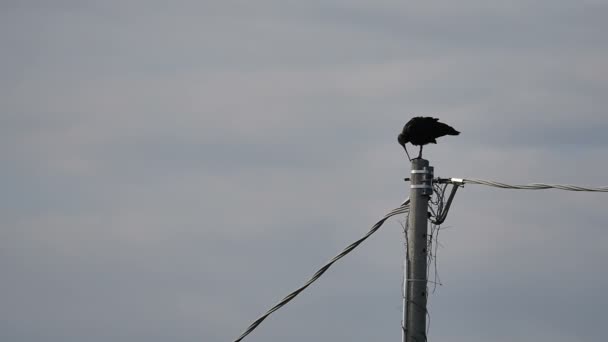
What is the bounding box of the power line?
[233,199,411,342]
[443,178,608,192]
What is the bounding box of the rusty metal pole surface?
[405,158,432,342]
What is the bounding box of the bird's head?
[398,132,412,161]
[397,133,409,147]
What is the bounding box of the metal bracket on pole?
[410,185,432,189]
[435,177,464,185]
[410,166,434,196]
[410,169,433,174]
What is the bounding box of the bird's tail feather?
[436,122,460,136]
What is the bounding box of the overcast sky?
[2,1,608,341]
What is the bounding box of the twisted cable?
[233,199,410,342]
[460,179,608,192]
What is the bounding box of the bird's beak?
[401,143,412,162]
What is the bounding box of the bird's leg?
[402,145,412,162]
[417,145,423,159]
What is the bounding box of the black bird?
[398,117,460,160]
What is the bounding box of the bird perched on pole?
[398,117,460,160]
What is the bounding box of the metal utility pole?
[403,158,432,342]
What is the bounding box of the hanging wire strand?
[233,199,411,342]
[431,184,460,225]
[456,179,608,192]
